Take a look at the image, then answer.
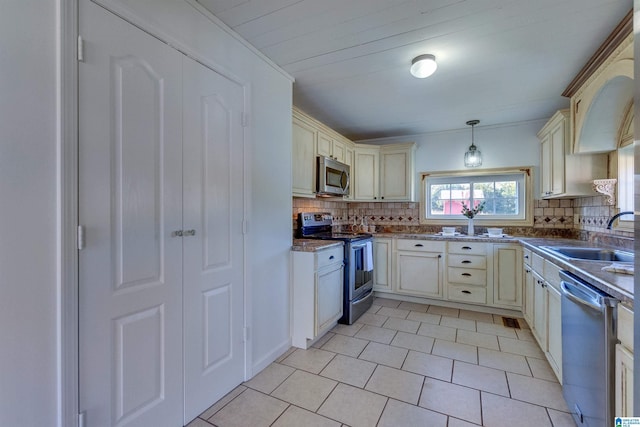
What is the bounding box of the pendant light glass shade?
[410,54,437,78]
[464,120,482,168]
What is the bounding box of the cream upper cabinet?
[353,142,415,202]
[317,130,347,163]
[380,144,416,201]
[353,147,380,201]
[538,109,607,199]
[292,115,317,197]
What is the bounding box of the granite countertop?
[371,233,634,306]
[291,239,344,252]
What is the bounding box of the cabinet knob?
[381,196,384,199]
[524,255,529,259]
[374,197,377,200]
[329,255,334,260]
[438,254,442,258]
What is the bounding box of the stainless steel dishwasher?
[560,270,618,427]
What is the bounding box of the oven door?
[348,239,373,299]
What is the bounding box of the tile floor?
[190,298,576,427]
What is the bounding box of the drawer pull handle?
[462,273,472,277]
[462,246,472,250]
[415,243,424,247]
[329,255,335,260]
[462,290,471,294]
[461,260,472,264]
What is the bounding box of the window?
[421,168,532,225]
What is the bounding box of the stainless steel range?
[298,212,374,324]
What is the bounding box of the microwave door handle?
[341,170,350,193]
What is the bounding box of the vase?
[467,218,474,236]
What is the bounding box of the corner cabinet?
[292,245,344,349]
[353,143,416,202]
[538,109,607,199]
[492,244,522,309]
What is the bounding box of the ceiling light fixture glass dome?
[410,54,437,78]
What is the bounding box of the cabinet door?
[373,238,393,291]
[523,266,534,326]
[615,344,634,417]
[354,148,380,200]
[292,118,317,196]
[493,244,522,308]
[316,264,344,335]
[532,273,548,351]
[396,251,443,298]
[540,134,552,197]
[333,139,346,163]
[549,120,566,195]
[316,131,333,159]
[546,284,562,381]
[380,149,411,201]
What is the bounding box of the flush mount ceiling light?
[410,54,437,78]
[464,120,482,168]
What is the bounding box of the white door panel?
[182,56,245,422]
[79,2,183,426]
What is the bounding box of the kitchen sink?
[540,246,634,263]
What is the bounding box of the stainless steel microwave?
[316,156,350,196]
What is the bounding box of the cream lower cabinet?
[447,242,488,305]
[546,283,562,380]
[615,304,634,417]
[522,248,534,325]
[531,270,548,351]
[373,237,393,292]
[292,245,344,349]
[492,244,522,309]
[395,240,445,299]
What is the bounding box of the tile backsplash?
[293,195,633,248]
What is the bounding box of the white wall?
[0,0,293,424]
[359,119,547,199]
[0,1,59,425]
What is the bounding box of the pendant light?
[410,54,437,78]
[464,120,482,168]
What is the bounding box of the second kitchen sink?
[540,246,634,263]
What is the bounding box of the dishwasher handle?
[560,280,603,312]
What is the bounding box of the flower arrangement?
[461,201,485,219]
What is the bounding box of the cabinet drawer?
[532,253,545,273]
[448,267,486,286]
[316,245,344,269]
[396,239,445,252]
[543,260,562,291]
[448,242,486,255]
[523,248,532,265]
[448,254,486,269]
[448,284,487,304]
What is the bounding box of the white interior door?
[78,2,184,426]
[182,56,246,422]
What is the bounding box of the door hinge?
[241,112,248,127]
[77,35,84,62]
[77,225,86,250]
[243,327,249,342]
[78,411,86,427]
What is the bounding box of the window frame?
[420,167,534,226]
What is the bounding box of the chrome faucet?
[606,211,634,229]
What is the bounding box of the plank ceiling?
[196,0,631,140]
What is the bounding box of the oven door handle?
[352,287,373,304]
